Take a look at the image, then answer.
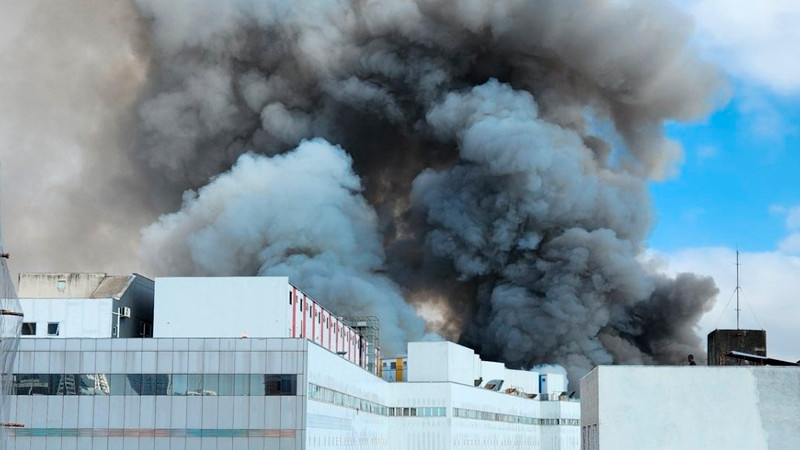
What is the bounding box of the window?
[289,292,292,305]
[47,322,60,336]
[265,374,296,395]
[299,299,303,311]
[57,280,66,291]
[21,322,36,336]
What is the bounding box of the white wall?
[154,277,290,338]
[480,361,506,386]
[540,373,568,397]
[408,341,476,385]
[580,366,800,450]
[18,297,112,337]
[306,342,391,449]
[504,369,539,395]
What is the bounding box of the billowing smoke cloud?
[5,0,724,384]
[132,0,722,383]
[141,139,426,353]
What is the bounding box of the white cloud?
[785,205,800,230]
[657,246,800,363]
[677,0,800,94]
[778,233,800,255]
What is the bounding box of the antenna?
[735,248,741,329]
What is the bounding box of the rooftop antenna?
[735,248,741,330]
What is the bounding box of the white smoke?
[140,139,426,353]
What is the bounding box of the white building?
[8,275,581,450]
[155,277,372,369]
[580,365,800,450]
[17,273,154,338]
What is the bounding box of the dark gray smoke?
[133,0,721,382]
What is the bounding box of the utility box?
[707,329,767,366]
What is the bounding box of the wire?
[713,287,737,330]
[738,287,765,331]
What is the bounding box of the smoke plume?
[5,0,724,383]
[141,139,427,353]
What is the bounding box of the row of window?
[290,292,352,337]
[308,383,387,415]
[11,374,296,397]
[21,322,59,336]
[308,383,448,418]
[453,408,579,426]
[388,407,446,417]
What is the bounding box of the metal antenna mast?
[735,249,741,329]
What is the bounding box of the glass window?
[21,322,36,336]
[168,374,186,395]
[249,374,266,396]
[202,374,219,396]
[288,292,292,305]
[233,374,250,396]
[138,374,169,395]
[265,374,296,395]
[125,374,142,395]
[47,322,60,336]
[218,374,235,396]
[14,374,51,395]
[106,374,130,395]
[186,374,204,396]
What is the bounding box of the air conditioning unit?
[120,306,131,318]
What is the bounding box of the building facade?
[7,276,581,450]
[580,365,800,450]
[18,273,154,339]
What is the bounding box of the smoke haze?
[1,0,723,383]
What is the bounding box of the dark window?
[265,374,296,395]
[21,322,36,336]
[289,292,292,305]
[47,322,60,336]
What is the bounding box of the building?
[7,276,581,450]
[154,277,374,370]
[580,365,800,450]
[707,329,767,366]
[380,356,407,382]
[17,273,154,338]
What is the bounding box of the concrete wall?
[17,273,108,298]
[580,366,800,450]
[154,277,290,339]
[707,329,767,366]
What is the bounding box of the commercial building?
[580,365,800,450]
[7,275,580,450]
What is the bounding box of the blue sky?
[652,0,800,362]
[650,88,800,252]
